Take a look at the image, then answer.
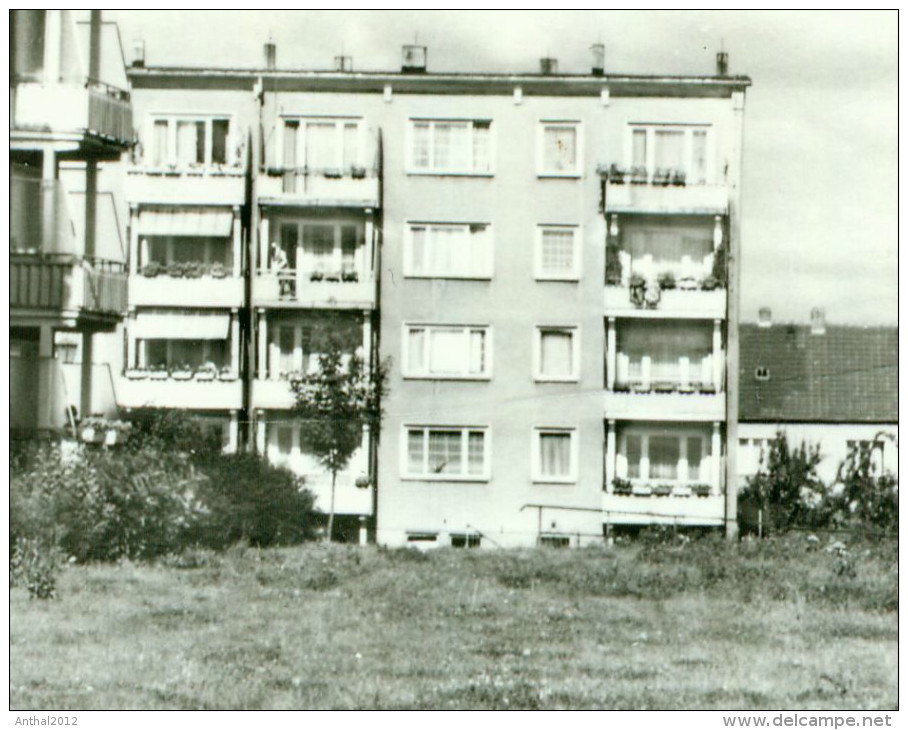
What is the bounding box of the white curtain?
[176,120,200,166]
[410,227,427,273]
[544,126,576,171]
[540,330,573,377]
[428,430,462,474]
[429,328,465,374]
[540,433,571,477]
[655,130,684,170]
[407,328,425,372]
[472,123,491,172]
[303,224,334,271]
[625,435,642,479]
[153,120,169,166]
[412,123,430,168]
[342,122,359,169]
[687,437,703,480]
[467,431,485,475]
[541,229,574,274]
[649,436,680,479]
[692,130,708,184]
[305,122,336,170]
[407,430,424,473]
[468,330,485,374]
[631,129,647,168]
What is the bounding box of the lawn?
[9,535,898,710]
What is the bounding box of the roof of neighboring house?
[739,323,897,423]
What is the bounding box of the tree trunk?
[326,470,337,543]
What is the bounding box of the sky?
[104,9,898,326]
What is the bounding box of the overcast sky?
[105,9,898,326]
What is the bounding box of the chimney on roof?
[131,39,145,68]
[402,45,427,73]
[758,307,772,328]
[810,307,826,335]
[716,50,729,76]
[264,38,276,70]
[335,55,353,72]
[540,57,559,75]
[591,43,605,76]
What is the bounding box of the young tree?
[832,435,898,531]
[289,331,388,542]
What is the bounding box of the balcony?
[255,269,377,309]
[11,79,133,150]
[126,166,245,206]
[258,167,379,208]
[118,372,242,411]
[604,180,728,216]
[602,492,724,526]
[604,388,726,422]
[604,284,726,319]
[252,379,296,410]
[130,270,243,308]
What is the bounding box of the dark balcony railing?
[10,254,127,317]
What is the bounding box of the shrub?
[10,537,60,599]
[830,439,898,532]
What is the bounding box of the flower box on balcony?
[613,383,632,393]
[671,170,687,187]
[210,263,227,279]
[183,262,204,279]
[691,484,712,498]
[309,271,325,282]
[631,383,651,394]
[653,382,676,394]
[355,474,372,489]
[674,485,693,497]
[611,477,633,496]
[149,369,169,381]
[341,268,359,283]
[324,270,342,282]
[608,163,627,184]
[652,484,673,497]
[218,369,237,381]
[142,262,163,278]
[323,168,343,179]
[632,484,653,497]
[171,370,193,381]
[630,166,648,185]
[677,384,697,394]
[195,370,216,382]
[167,262,185,278]
[677,276,699,291]
[351,166,367,179]
[698,383,717,395]
[125,368,148,380]
[652,168,672,187]
[700,276,719,291]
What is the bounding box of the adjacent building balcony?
[125,166,245,206]
[118,374,242,411]
[604,284,726,319]
[604,180,728,216]
[254,269,377,309]
[252,378,297,410]
[11,79,133,150]
[130,271,244,308]
[257,167,380,208]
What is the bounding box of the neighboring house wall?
[737,423,898,486]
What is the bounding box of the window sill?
[406,170,495,178]
[403,374,492,382]
[534,375,580,383]
[535,275,581,283]
[401,475,490,483]
[536,172,582,179]
[532,477,577,485]
[403,273,493,281]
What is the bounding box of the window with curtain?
[618,322,710,384]
[305,121,336,170]
[279,225,299,269]
[282,118,362,173]
[341,226,357,271]
[406,223,491,278]
[631,128,647,169]
[628,125,711,183]
[691,130,708,184]
[409,119,493,173]
[654,130,684,171]
[626,435,642,479]
[176,120,204,166]
[405,427,488,479]
[278,327,295,375]
[541,123,579,174]
[537,327,576,380]
[538,431,572,479]
[153,120,169,166]
[405,325,489,378]
[649,435,680,480]
[342,122,359,169]
[211,119,229,164]
[538,226,578,279]
[303,224,336,272]
[687,437,703,481]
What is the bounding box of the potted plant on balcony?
[350,165,367,179]
[310,269,325,282]
[699,382,717,395]
[142,261,162,278]
[629,273,646,307]
[341,266,359,283]
[652,168,672,186]
[632,483,653,497]
[218,366,237,381]
[79,416,106,444]
[657,271,676,290]
[699,275,719,291]
[674,484,692,497]
[671,169,687,186]
[125,367,148,380]
[608,163,627,184]
[677,382,696,394]
[652,483,673,497]
[611,477,633,496]
[613,382,631,393]
[195,362,218,382]
[677,275,698,291]
[691,483,712,498]
[210,262,227,279]
[323,168,343,179]
[355,474,372,489]
[171,362,194,381]
[149,363,169,380]
[653,381,676,394]
[605,243,623,286]
[644,277,661,309]
[167,261,185,278]
[325,270,342,282]
[630,166,648,184]
[183,261,204,279]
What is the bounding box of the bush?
[192,453,318,549]
[10,537,60,599]
[830,440,898,532]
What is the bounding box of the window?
[649,435,680,480]
[269,324,316,377]
[275,220,362,275]
[534,326,580,381]
[450,533,481,548]
[144,236,232,269]
[404,324,490,379]
[538,121,581,176]
[408,119,493,174]
[539,535,571,548]
[626,124,712,184]
[281,117,363,172]
[144,340,227,370]
[148,115,233,168]
[536,225,580,280]
[405,222,492,279]
[533,428,578,483]
[620,430,709,483]
[626,434,642,479]
[755,367,770,381]
[403,426,490,480]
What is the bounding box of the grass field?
[9,535,898,710]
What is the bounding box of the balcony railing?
[602,169,728,215]
[254,268,377,308]
[118,370,242,410]
[11,79,133,148]
[131,266,243,307]
[603,388,726,422]
[10,177,77,255]
[258,166,380,207]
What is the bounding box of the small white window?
[538,121,581,177]
[407,119,494,175]
[147,115,234,168]
[280,117,364,174]
[403,426,490,481]
[536,225,580,280]
[534,326,580,382]
[405,222,492,279]
[404,324,491,379]
[532,428,578,483]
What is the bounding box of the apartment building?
[33,33,749,545]
[10,10,132,436]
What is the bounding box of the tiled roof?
[739,324,897,423]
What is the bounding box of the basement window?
[450,533,481,549]
[539,535,571,548]
[406,532,438,544]
[754,367,770,381]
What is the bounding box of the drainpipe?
[245,75,264,450]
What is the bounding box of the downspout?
[245,75,264,450]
